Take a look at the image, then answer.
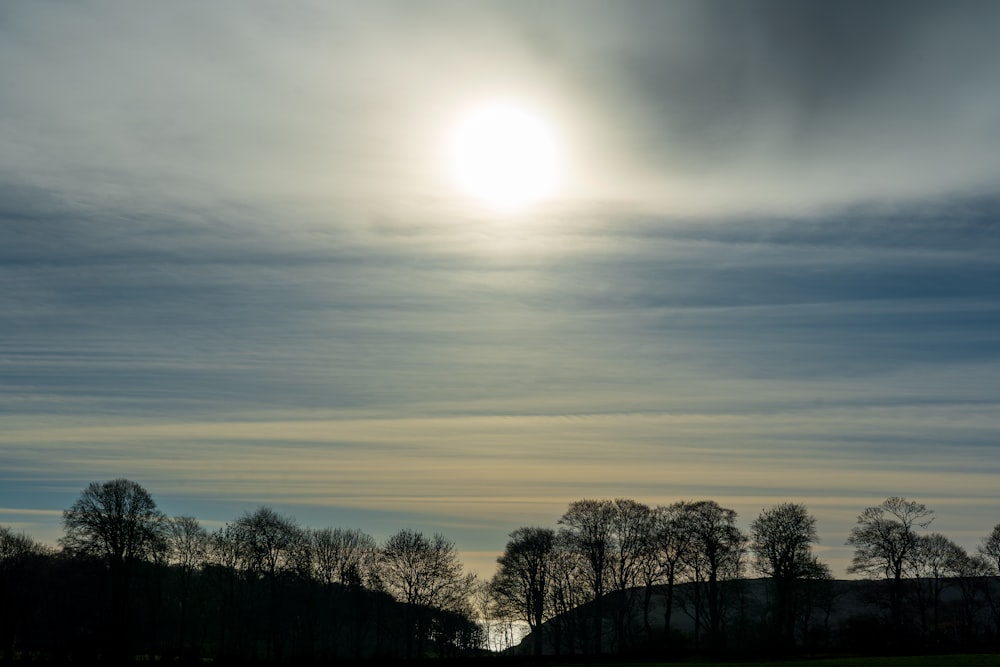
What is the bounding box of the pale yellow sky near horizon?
[5,406,998,581]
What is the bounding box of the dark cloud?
[494,0,1000,207]
[3,177,998,425]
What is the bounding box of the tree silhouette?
[847,496,933,637]
[165,515,209,655]
[648,502,696,643]
[491,526,555,655]
[310,527,378,657]
[682,500,746,647]
[951,549,993,644]
[231,506,308,661]
[605,498,654,651]
[557,499,615,654]
[61,478,168,659]
[546,542,589,655]
[11,484,1000,661]
[378,529,477,658]
[311,527,377,587]
[906,532,966,642]
[0,526,47,660]
[977,524,1000,646]
[751,502,826,648]
[980,523,1000,574]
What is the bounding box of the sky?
[2,0,1000,580]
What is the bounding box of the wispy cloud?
[2,1,999,579]
[4,405,998,574]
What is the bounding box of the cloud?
[3,180,998,426]
[493,1,1000,211]
[2,1,999,580]
[4,405,998,576]
[4,1,999,214]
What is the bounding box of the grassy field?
[598,656,1000,667]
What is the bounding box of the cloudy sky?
[3,0,1000,578]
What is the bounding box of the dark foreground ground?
[5,654,1000,666]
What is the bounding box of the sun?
[450,102,561,211]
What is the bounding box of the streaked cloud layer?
[2,1,999,577]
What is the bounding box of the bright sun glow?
[450,102,561,211]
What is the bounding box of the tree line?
[1,479,481,663]
[2,480,1000,662]
[489,496,1000,657]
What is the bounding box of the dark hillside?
[509,577,1000,659]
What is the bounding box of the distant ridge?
[509,576,1000,657]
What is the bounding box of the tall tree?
[232,506,309,580]
[682,500,746,647]
[311,527,377,587]
[750,502,824,647]
[645,502,696,642]
[846,496,933,634]
[977,524,1000,642]
[951,550,993,643]
[0,526,47,660]
[605,498,653,651]
[310,527,378,658]
[230,506,309,661]
[979,523,1000,574]
[557,499,615,654]
[906,532,965,642]
[166,515,209,654]
[546,543,589,655]
[0,525,43,563]
[61,478,168,658]
[168,515,209,572]
[378,529,477,658]
[206,523,250,656]
[491,526,555,656]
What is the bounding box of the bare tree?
[557,499,614,654]
[491,526,555,656]
[168,515,209,571]
[605,498,653,651]
[231,506,309,660]
[232,506,309,579]
[648,502,696,641]
[62,478,169,566]
[952,550,993,643]
[906,532,965,641]
[61,479,168,658]
[310,527,378,658]
[751,502,824,647]
[166,516,209,652]
[977,524,1000,642]
[379,529,477,658]
[472,577,508,653]
[205,523,249,655]
[546,540,589,655]
[0,526,47,660]
[0,525,44,564]
[980,523,1000,574]
[311,527,377,587]
[846,496,933,634]
[681,500,746,647]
